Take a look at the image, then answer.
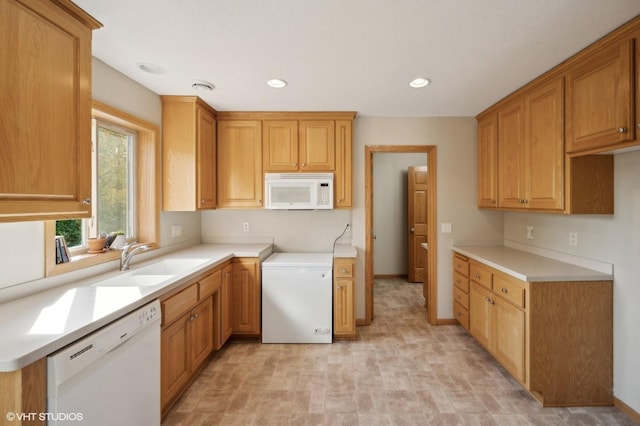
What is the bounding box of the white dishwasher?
[262,253,333,343]
[47,300,160,425]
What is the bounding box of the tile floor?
[162,277,637,425]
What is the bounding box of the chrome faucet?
[120,242,152,271]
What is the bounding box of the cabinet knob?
[501,287,508,293]
[301,163,306,167]
[82,198,92,205]
[618,127,628,133]
[342,269,347,273]
[489,299,495,305]
[485,297,490,302]
[636,123,640,129]
[476,273,481,279]
[293,163,297,167]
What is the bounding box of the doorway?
[364,145,437,325]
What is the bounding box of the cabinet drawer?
[453,285,469,310]
[453,255,469,277]
[493,274,525,308]
[453,271,469,293]
[334,260,354,278]
[162,284,198,326]
[199,269,222,299]
[470,263,493,290]
[454,301,469,330]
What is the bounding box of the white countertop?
[0,243,272,372]
[451,245,613,282]
[333,244,357,258]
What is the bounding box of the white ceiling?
[74,0,640,117]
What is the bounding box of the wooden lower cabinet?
[160,269,222,415]
[452,254,470,330]
[333,258,356,339]
[220,263,234,346]
[458,251,613,406]
[232,257,261,336]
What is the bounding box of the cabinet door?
[217,121,263,208]
[493,296,526,383]
[190,297,214,370]
[263,120,299,171]
[232,258,260,335]
[335,120,353,208]
[299,121,335,171]
[220,263,234,345]
[498,99,526,208]
[525,78,564,210]
[0,0,95,221]
[477,113,499,208]
[161,314,190,411]
[469,282,492,350]
[566,40,634,153]
[334,277,355,336]
[197,106,216,209]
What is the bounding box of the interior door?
[407,166,428,283]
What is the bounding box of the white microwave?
[264,173,334,210]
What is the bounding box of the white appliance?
[262,253,333,343]
[47,300,161,426]
[264,173,333,210]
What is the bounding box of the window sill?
[46,240,121,277]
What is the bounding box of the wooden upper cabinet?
[0,0,101,222]
[525,78,564,210]
[299,121,336,171]
[263,120,299,171]
[566,39,635,154]
[162,96,217,211]
[497,99,526,209]
[477,113,498,208]
[335,120,353,208]
[217,120,263,208]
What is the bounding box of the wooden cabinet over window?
[0,0,101,222]
[162,96,217,211]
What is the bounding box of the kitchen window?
[45,100,160,276]
[56,119,136,251]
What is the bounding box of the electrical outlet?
[242,222,249,232]
[526,226,534,240]
[441,223,452,233]
[171,225,182,237]
[569,232,578,247]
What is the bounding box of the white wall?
[503,150,640,413]
[0,58,202,298]
[352,117,504,320]
[373,153,426,275]
[201,209,352,252]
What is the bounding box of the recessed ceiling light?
[409,78,431,88]
[191,79,214,92]
[137,62,166,75]
[267,78,288,88]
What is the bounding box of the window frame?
[45,100,160,276]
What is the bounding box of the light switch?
[441,223,452,233]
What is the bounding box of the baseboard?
[356,318,369,326]
[614,396,640,424]
[373,274,408,279]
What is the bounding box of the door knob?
[410,227,415,233]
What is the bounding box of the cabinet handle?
[618,127,628,133]
[293,162,297,167]
[82,198,92,205]
[342,269,347,273]
[636,123,640,129]
[456,295,461,300]
[476,273,481,279]
[457,311,462,317]
[501,287,508,293]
